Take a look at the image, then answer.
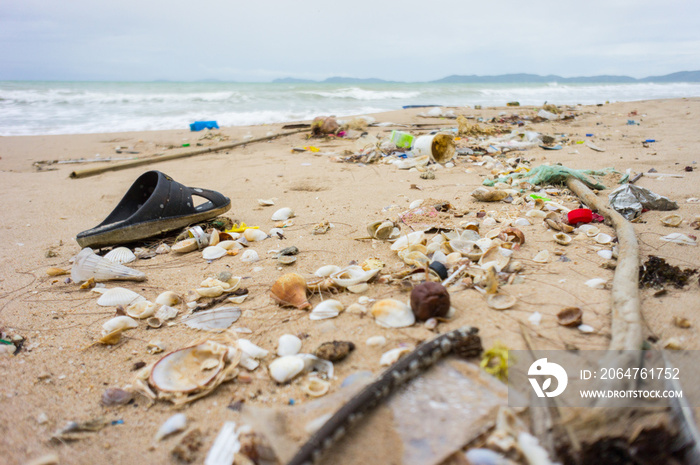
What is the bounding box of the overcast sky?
[1,0,698,82]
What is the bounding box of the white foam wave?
[300,87,421,100]
[0,89,249,105]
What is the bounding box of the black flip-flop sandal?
[76,171,231,249]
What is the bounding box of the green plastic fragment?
[483,164,615,190]
[0,339,12,345]
[529,194,551,202]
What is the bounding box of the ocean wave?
[0,89,249,105]
[300,87,421,100]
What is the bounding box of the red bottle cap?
[568,208,593,225]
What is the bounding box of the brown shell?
[557,307,583,326]
[270,273,311,310]
[498,227,525,248]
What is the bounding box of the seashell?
[237,339,269,370]
[347,283,369,294]
[244,228,268,242]
[401,251,430,267]
[545,218,561,231]
[585,278,607,289]
[147,339,167,354]
[301,376,330,397]
[499,227,525,247]
[101,387,133,406]
[310,299,344,320]
[585,227,600,237]
[330,265,379,288]
[578,324,595,333]
[46,266,69,276]
[202,246,227,261]
[465,448,506,465]
[445,252,463,267]
[346,303,367,314]
[277,255,296,265]
[528,312,542,325]
[532,250,550,263]
[154,413,187,442]
[366,336,386,347]
[315,341,355,362]
[544,201,569,213]
[217,240,242,251]
[277,334,302,356]
[147,317,163,329]
[479,246,511,272]
[557,307,583,326]
[102,315,138,335]
[271,207,295,221]
[426,242,442,255]
[126,301,158,319]
[482,217,497,227]
[258,198,275,206]
[227,294,247,304]
[182,307,241,332]
[380,347,412,366]
[390,231,426,251]
[371,299,415,328]
[661,214,682,227]
[155,243,171,254]
[471,187,508,202]
[270,273,310,309]
[513,218,531,227]
[367,220,397,240]
[104,247,136,265]
[97,287,145,307]
[660,233,697,246]
[208,229,221,247]
[149,340,229,393]
[172,238,198,254]
[597,250,613,260]
[196,286,224,298]
[594,233,612,244]
[71,248,146,282]
[525,210,547,219]
[486,293,516,310]
[155,291,181,307]
[553,232,572,246]
[315,265,341,277]
[269,355,306,383]
[240,249,260,263]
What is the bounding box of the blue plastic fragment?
[288,399,295,405]
[111,419,124,426]
[645,139,656,143]
[189,121,219,131]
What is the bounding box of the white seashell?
[277,334,302,356]
[301,376,330,397]
[445,252,462,267]
[585,278,607,289]
[196,286,224,298]
[209,229,220,246]
[126,301,158,319]
[544,201,570,213]
[155,291,181,307]
[347,283,369,294]
[298,354,333,379]
[532,250,550,263]
[330,266,379,288]
[104,247,136,265]
[271,207,295,221]
[597,250,613,260]
[240,249,259,263]
[237,339,269,359]
[585,227,600,237]
[149,340,228,392]
[71,248,146,282]
[409,199,424,209]
[380,347,411,366]
[661,214,683,227]
[269,227,285,238]
[155,243,171,254]
[269,355,305,383]
[577,224,597,235]
[102,315,138,335]
[486,293,517,310]
[172,238,198,253]
[594,233,612,244]
[426,242,441,255]
[258,198,275,206]
[390,231,426,251]
[310,299,344,320]
[553,232,572,246]
[482,217,497,227]
[202,246,227,261]
[371,299,415,328]
[96,287,145,307]
[525,210,547,218]
[227,294,247,304]
[479,246,511,272]
[217,240,242,250]
[154,413,187,442]
[182,307,241,332]
[513,218,531,227]
[660,233,697,246]
[366,336,387,347]
[315,265,341,277]
[346,303,367,314]
[147,339,166,353]
[528,311,542,326]
[156,305,179,321]
[431,250,447,264]
[578,324,595,333]
[204,421,240,465]
[146,317,162,329]
[244,229,268,242]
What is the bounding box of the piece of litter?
[660,233,697,246]
[528,312,542,326]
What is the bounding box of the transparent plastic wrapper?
[484,130,542,151]
[240,360,509,465]
[608,184,679,220]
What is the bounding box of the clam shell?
[390,231,426,251]
[155,243,171,254]
[172,238,198,254]
[513,218,531,227]
[126,301,158,319]
[445,252,462,267]
[270,273,310,309]
[553,232,572,245]
[594,233,612,244]
[71,248,146,282]
[330,266,379,288]
[155,291,181,307]
[154,413,187,442]
[585,278,607,289]
[269,355,305,383]
[209,229,220,246]
[237,339,269,370]
[156,305,179,321]
[102,315,138,335]
[367,220,397,240]
[149,341,228,392]
[240,249,260,263]
[380,347,412,366]
[104,247,136,265]
[660,214,682,227]
[277,334,302,356]
[258,198,275,206]
[597,250,613,260]
[301,376,330,397]
[182,307,241,332]
[243,229,268,242]
[347,283,369,294]
[479,246,511,272]
[202,246,227,261]
[532,250,550,263]
[486,293,516,310]
[315,265,341,277]
[471,187,508,202]
[366,336,387,347]
[271,207,294,221]
[217,240,242,250]
[526,210,547,219]
[585,227,600,237]
[310,299,344,320]
[557,307,583,326]
[196,286,224,298]
[371,299,415,328]
[97,287,145,307]
[147,317,163,329]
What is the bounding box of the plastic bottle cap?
[568,208,593,225]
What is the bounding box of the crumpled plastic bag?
[608,184,678,220]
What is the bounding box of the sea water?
[1,80,699,136]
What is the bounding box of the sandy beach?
[1,98,699,465]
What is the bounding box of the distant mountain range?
[273,71,700,84]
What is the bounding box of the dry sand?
[0,98,699,464]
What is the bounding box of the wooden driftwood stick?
[69,128,309,179]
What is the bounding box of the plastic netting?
[483,165,616,190]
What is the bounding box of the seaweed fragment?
[639,256,697,289]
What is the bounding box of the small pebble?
[315,341,355,362]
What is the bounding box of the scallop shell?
[371,299,415,328]
[149,340,229,393]
[269,355,306,383]
[271,207,294,221]
[479,246,511,272]
[202,246,227,261]
[102,315,138,335]
[172,238,198,254]
[553,232,572,246]
[310,299,344,320]
[557,307,583,326]
[155,291,181,307]
[594,233,612,244]
[301,376,330,397]
[71,248,146,282]
[270,273,310,310]
[156,305,179,321]
[182,307,241,332]
[471,187,508,202]
[97,287,145,307]
[380,347,412,366]
[243,229,268,242]
[486,293,516,310]
[277,334,302,357]
[126,301,158,319]
[104,247,136,265]
[330,266,379,288]
[240,249,260,263]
